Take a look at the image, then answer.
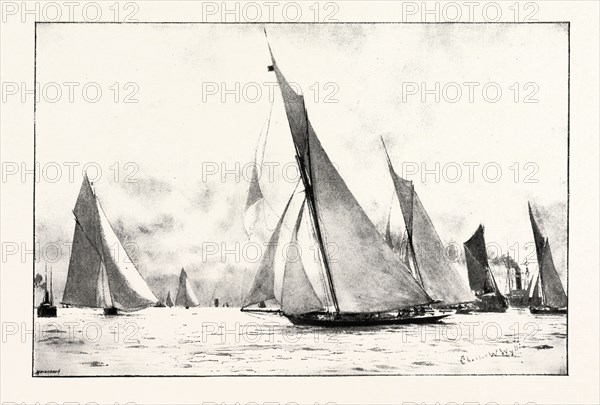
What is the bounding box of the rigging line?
[301,110,339,314]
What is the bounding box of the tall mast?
[287,106,339,313]
[264,29,339,314]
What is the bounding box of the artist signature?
[35,369,60,375]
[460,343,522,364]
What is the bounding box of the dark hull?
[37,305,57,318]
[508,290,529,308]
[529,306,567,315]
[103,307,119,316]
[474,293,509,313]
[286,312,451,327]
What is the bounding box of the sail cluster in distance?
[58,33,566,317]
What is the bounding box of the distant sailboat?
[463,225,509,312]
[528,203,567,314]
[61,174,158,315]
[381,138,475,308]
[240,31,450,326]
[165,291,174,307]
[37,264,57,317]
[175,268,199,309]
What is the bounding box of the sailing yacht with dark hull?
[37,264,57,318]
[463,225,509,312]
[240,31,451,327]
[61,174,158,316]
[381,139,476,312]
[528,203,567,314]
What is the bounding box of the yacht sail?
[464,225,508,311]
[380,139,475,306]
[527,202,567,313]
[62,174,157,314]
[175,268,199,308]
[263,31,442,324]
[242,189,298,309]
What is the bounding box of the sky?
[34,23,568,305]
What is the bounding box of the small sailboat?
[528,203,567,314]
[381,139,476,310]
[165,291,174,307]
[239,31,450,326]
[61,174,158,315]
[463,225,509,312]
[37,264,57,317]
[175,268,199,309]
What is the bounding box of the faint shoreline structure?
[527,202,567,314]
[175,268,199,309]
[463,225,509,312]
[240,30,451,326]
[61,173,158,316]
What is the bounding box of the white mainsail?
[265,33,433,315]
[62,174,157,311]
[382,142,475,306]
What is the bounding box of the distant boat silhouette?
[61,174,157,316]
[464,225,509,312]
[175,268,199,309]
[381,137,476,309]
[165,291,174,307]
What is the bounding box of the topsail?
[62,174,157,311]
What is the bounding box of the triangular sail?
[165,291,174,307]
[268,37,432,313]
[63,175,157,310]
[244,104,274,239]
[62,175,103,307]
[281,201,325,315]
[242,190,297,308]
[464,225,496,294]
[383,150,475,305]
[539,239,567,308]
[529,274,542,307]
[528,203,567,308]
[95,198,158,310]
[528,202,545,265]
[175,269,199,307]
